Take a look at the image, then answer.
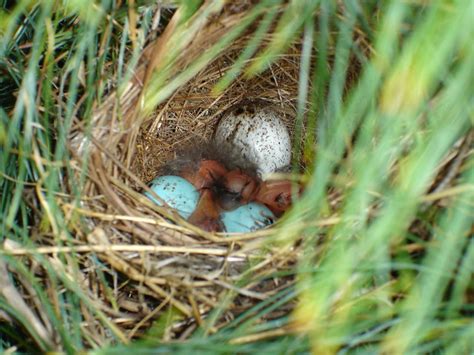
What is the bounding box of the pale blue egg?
[144,175,199,219]
[221,202,275,233]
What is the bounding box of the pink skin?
[180,160,227,232]
[255,180,296,216]
[220,169,259,207]
[180,159,300,230]
[180,160,228,190]
[187,189,224,232]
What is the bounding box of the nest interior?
[66,7,335,340]
[131,48,301,185]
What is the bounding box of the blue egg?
[221,202,275,233]
[144,175,199,219]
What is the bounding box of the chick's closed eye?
[215,189,242,211]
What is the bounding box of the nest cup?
[68,20,307,337]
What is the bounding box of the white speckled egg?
[220,202,275,233]
[144,175,199,219]
[213,104,291,178]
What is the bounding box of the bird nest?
[63,5,341,341]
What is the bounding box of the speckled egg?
[144,175,199,219]
[220,202,275,233]
[213,103,291,178]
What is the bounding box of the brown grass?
[60,3,352,342]
[3,3,471,347]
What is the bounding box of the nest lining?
[131,46,302,185]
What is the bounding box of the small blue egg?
[221,202,275,233]
[144,175,199,219]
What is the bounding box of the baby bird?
[187,188,224,232]
[215,168,259,211]
[157,142,299,232]
[180,159,228,190]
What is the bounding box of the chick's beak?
[255,180,298,216]
[187,189,224,232]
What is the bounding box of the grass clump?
[0,0,472,353]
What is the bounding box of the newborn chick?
[177,159,228,232]
[215,167,299,217]
[214,168,259,211]
[156,141,298,231]
[180,159,228,190]
[187,188,224,232]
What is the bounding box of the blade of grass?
[245,0,321,76]
[212,1,281,94]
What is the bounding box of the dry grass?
[55,4,470,342]
[131,42,302,184]
[60,5,313,340]
[2,2,470,349]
